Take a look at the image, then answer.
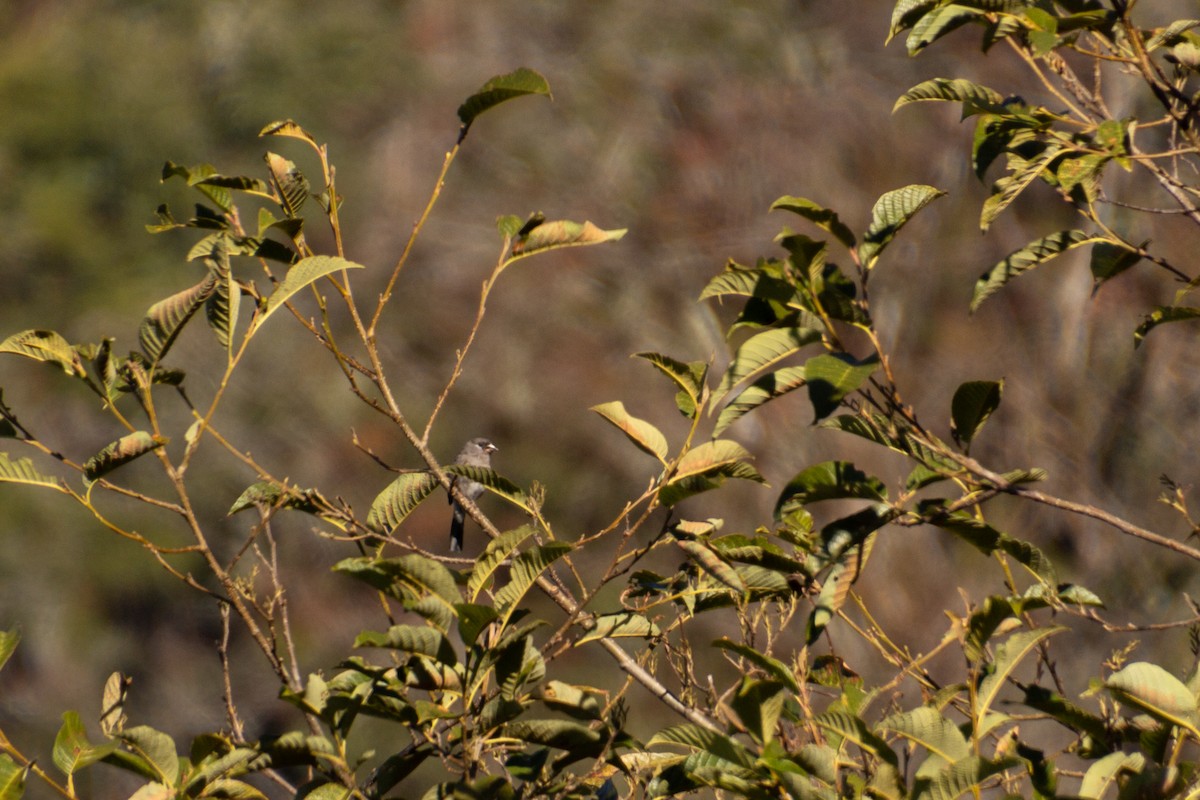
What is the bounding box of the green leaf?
[879,705,970,762]
[509,219,626,259]
[203,239,240,355]
[257,256,365,328]
[259,119,319,148]
[576,612,660,644]
[535,680,604,720]
[713,327,821,403]
[634,352,707,419]
[950,380,1002,450]
[971,230,1094,311]
[659,440,766,506]
[1090,240,1142,287]
[365,472,440,533]
[980,146,1063,231]
[505,719,603,755]
[264,152,309,218]
[1079,752,1146,799]
[775,461,887,518]
[889,0,938,41]
[804,353,879,422]
[919,755,1022,800]
[922,506,1056,583]
[976,627,1066,724]
[649,725,756,769]
[226,480,324,517]
[893,77,1005,114]
[139,274,217,366]
[53,712,116,776]
[445,464,529,512]
[1105,662,1200,735]
[334,555,461,627]
[116,726,180,786]
[712,638,800,693]
[907,5,982,55]
[676,538,748,595]
[0,330,85,376]
[813,710,898,768]
[0,629,18,675]
[83,432,166,481]
[99,672,130,737]
[714,365,807,436]
[858,184,945,267]
[770,196,856,248]
[0,453,64,491]
[731,678,787,745]
[494,543,573,621]
[1134,306,1200,348]
[457,68,552,136]
[0,754,25,800]
[467,526,537,601]
[590,401,669,464]
[355,624,458,667]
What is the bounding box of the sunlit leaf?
[980,146,1063,231]
[775,462,887,519]
[676,538,747,595]
[457,68,552,137]
[977,627,1067,723]
[576,612,660,644]
[971,230,1094,312]
[494,543,573,620]
[257,255,365,328]
[858,184,945,266]
[0,330,85,376]
[714,327,821,404]
[53,711,115,776]
[99,672,130,737]
[649,725,756,768]
[467,526,537,602]
[714,365,807,436]
[259,119,319,148]
[888,0,938,41]
[712,638,801,693]
[907,4,981,55]
[591,401,668,464]
[0,453,64,491]
[1134,306,1200,348]
[879,705,970,762]
[1105,662,1200,735]
[365,472,439,533]
[83,432,166,481]
[355,624,458,667]
[893,77,1005,114]
[634,352,707,419]
[510,219,626,258]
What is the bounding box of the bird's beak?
[487,443,499,453]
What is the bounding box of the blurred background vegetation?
[1,0,1197,789]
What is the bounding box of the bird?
[449,437,498,552]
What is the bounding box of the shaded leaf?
[84,432,166,481]
[805,353,880,421]
[117,726,179,786]
[140,274,217,365]
[677,538,747,595]
[0,629,18,675]
[950,379,1003,450]
[457,68,552,136]
[1090,240,1142,288]
[907,4,981,55]
[980,146,1063,231]
[971,230,1094,311]
[775,461,886,519]
[977,627,1067,723]
[264,152,309,218]
[591,401,668,464]
[712,638,801,693]
[770,195,856,248]
[649,725,756,769]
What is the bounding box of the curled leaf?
[457,68,552,138]
[84,431,166,480]
[591,401,668,464]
